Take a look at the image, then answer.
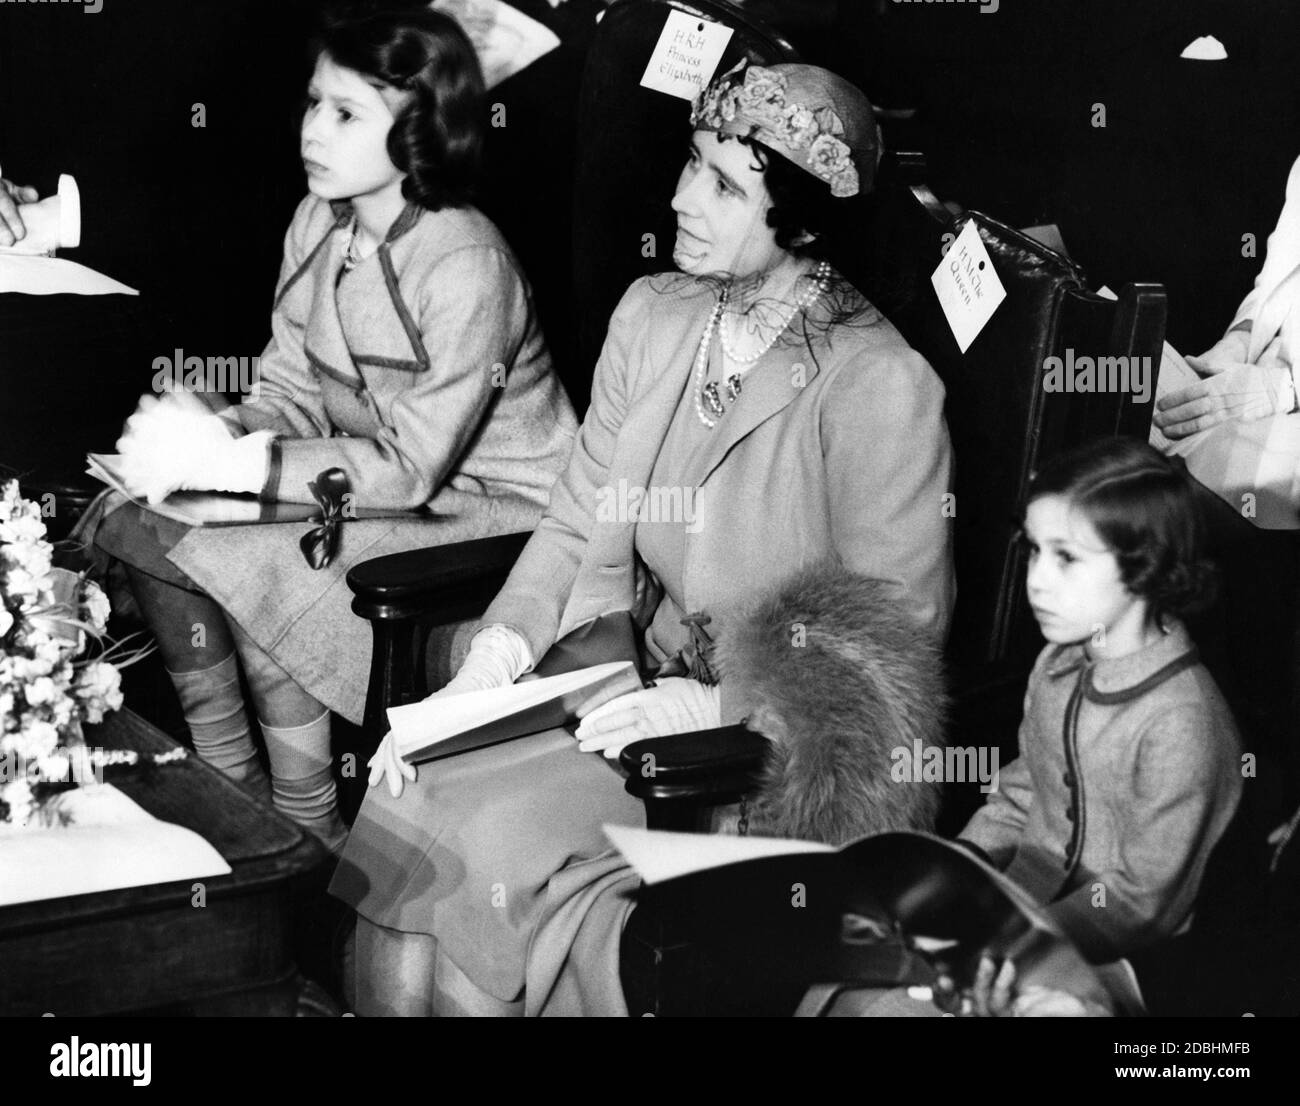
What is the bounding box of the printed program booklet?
[389,661,644,764]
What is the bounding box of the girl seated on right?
[959,437,1244,965]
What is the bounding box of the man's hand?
[1153,363,1295,440]
[0,172,39,248]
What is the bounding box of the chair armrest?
[342,531,530,818]
[620,724,768,831]
[346,530,531,624]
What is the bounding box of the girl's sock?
[167,654,270,800]
[261,709,348,855]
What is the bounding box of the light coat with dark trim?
[162,194,577,723]
[960,621,1243,962]
[218,193,576,509]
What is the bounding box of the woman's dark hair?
[1026,436,1217,624]
[314,8,486,211]
[752,140,862,262]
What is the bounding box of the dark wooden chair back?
[850,164,1166,677]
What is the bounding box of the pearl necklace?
[719,260,832,364]
[692,297,728,430]
[693,262,832,429]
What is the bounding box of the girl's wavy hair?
[313,7,486,211]
[1025,436,1218,625]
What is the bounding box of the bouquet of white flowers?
[0,480,152,825]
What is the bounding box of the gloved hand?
[446,623,534,693]
[1185,328,1252,377]
[115,393,273,503]
[573,676,721,759]
[367,624,533,798]
[1153,362,1296,440]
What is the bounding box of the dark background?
[1,0,1298,466]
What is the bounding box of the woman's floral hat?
[689,60,879,198]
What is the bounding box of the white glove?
[573,676,721,759]
[1153,361,1296,440]
[447,624,534,692]
[366,624,533,798]
[1186,328,1252,377]
[115,393,272,503]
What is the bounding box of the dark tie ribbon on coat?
[300,467,351,570]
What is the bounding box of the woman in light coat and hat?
[333,59,955,1015]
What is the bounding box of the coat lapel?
[303,238,364,391]
[303,202,430,384]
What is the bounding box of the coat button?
[1065,806,1076,823]
[1063,771,1075,788]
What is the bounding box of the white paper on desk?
[604,825,834,886]
[0,784,230,907]
[639,8,734,101]
[431,0,560,90]
[0,255,138,296]
[931,220,1007,353]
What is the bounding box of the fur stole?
[714,561,947,846]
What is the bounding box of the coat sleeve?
[819,341,955,640]
[479,281,651,664]
[1045,703,1243,962]
[1230,154,1300,338]
[224,196,333,443]
[263,244,538,508]
[958,748,1035,868]
[957,662,1042,865]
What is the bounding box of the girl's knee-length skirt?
[329,726,645,1016]
[78,488,545,724]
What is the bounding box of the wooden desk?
[0,709,327,1015]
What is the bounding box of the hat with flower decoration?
[689,60,879,198]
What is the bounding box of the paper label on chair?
[931,220,1007,354]
[639,10,734,101]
